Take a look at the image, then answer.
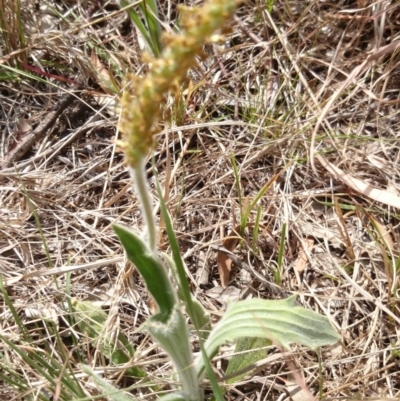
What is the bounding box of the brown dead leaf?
[205,285,241,305]
[370,217,395,254]
[17,119,32,134]
[334,197,355,261]
[317,155,400,209]
[4,119,32,159]
[285,380,315,401]
[25,304,59,328]
[364,213,397,289]
[293,237,314,273]
[217,225,241,288]
[90,50,114,95]
[197,250,210,286]
[281,354,315,401]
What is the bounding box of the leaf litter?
[1,0,400,400]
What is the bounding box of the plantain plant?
[84,0,340,400]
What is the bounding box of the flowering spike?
[118,0,239,168]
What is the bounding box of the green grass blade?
[119,0,161,56]
[241,170,283,237]
[0,362,31,395]
[0,276,32,341]
[162,253,211,341]
[276,222,286,285]
[0,335,56,388]
[230,154,244,234]
[252,205,262,252]
[139,0,162,55]
[155,180,224,401]
[155,181,198,323]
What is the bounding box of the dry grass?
[1,0,400,399]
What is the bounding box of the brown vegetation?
[1,0,400,399]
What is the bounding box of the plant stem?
[129,160,157,251]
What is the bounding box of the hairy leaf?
[197,295,339,375]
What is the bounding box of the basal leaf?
[82,364,137,401]
[143,305,202,401]
[196,295,339,375]
[225,337,271,383]
[73,299,145,378]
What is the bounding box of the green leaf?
[158,392,189,401]
[138,0,162,55]
[114,225,201,399]
[113,224,177,321]
[0,275,32,341]
[0,332,86,399]
[81,364,137,401]
[119,0,162,56]
[143,305,202,401]
[73,299,145,378]
[196,295,339,375]
[187,297,212,341]
[162,253,212,341]
[155,180,223,401]
[225,337,271,383]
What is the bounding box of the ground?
[1,0,400,400]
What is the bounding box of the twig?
[211,245,289,298]
[2,93,76,168]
